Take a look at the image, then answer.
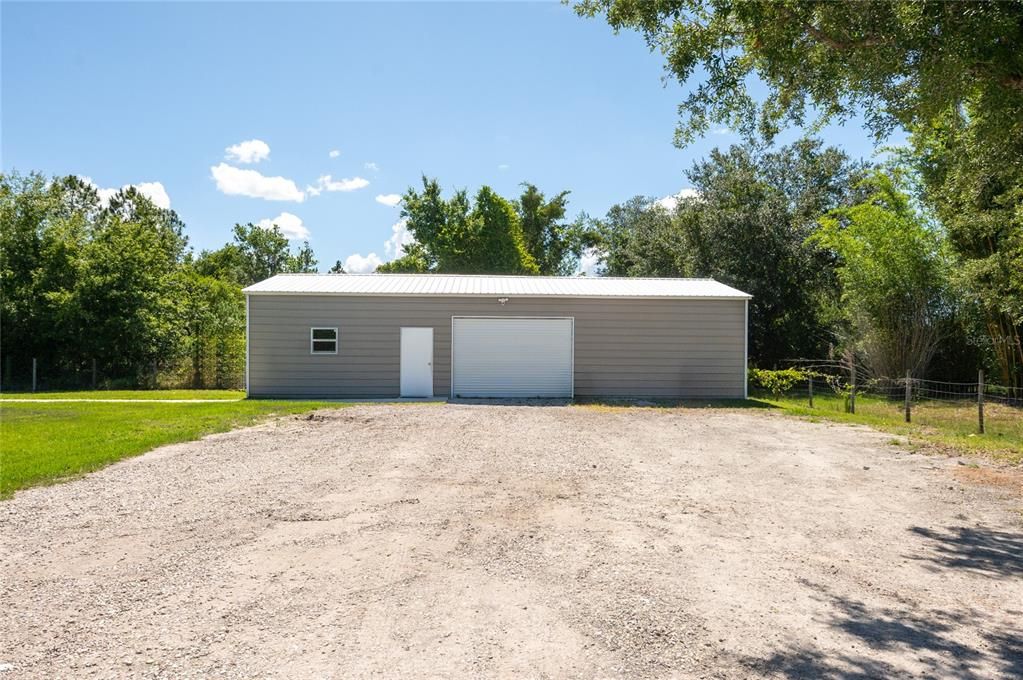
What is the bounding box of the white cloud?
[654,188,700,211]
[384,219,413,259]
[225,139,270,164]
[314,174,370,192]
[344,252,383,273]
[711,126,732,135]
[210,163,305,202]
[375,193,401,207]
[498,164,510,171]
[364,162,379,172]
[81,176,172,210]
[256,212,310,240]
[344,219,414,274]
[134,182,172,210]
[577,247,605,277]
[95,186,118,205]
[329,149,341,158]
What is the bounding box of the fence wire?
[759,362,1021,441]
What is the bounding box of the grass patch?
[0,399,337,497]
[0,389,244,400]
[757,391,1022,464]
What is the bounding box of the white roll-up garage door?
[451,317,574,398]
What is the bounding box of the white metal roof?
[243,274,751,299]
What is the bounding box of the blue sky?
[3,1,891,272]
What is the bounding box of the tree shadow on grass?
[742,581,1023,679]
[907,525,1023,578]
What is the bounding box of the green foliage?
[289,240,318,274]
[812,172,952,377]
[375,245,431,273]
[178,269,245,388]
[394,176,584,274]
[593,196,682,277]
[591,139,864,364]
[230,222,292,283]
[193,223,317,287]
[516,184,579,275]
[576,1,1023,152]
[1,172,189,385]
[0,171,321,389]
[908,109,1023,386]
[748,367,813,395]
[472,186,538,274]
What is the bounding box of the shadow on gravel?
[907,525,1023,578]
[448,397,776,409]
[743,582,1023,679]
[578,397,775,410]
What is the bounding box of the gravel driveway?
[2,403,1021,678]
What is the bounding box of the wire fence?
[755,360,1022,443]
[0,355,245,393]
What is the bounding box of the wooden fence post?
[808,375,814,408]
[32,358,37,393]
[978,369,985,435]
[848,362,856,414]
[904,370,912,423]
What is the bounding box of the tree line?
[0,174,318,389]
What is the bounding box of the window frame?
[309,326,339,355]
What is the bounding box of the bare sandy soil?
[1,403,1021,679]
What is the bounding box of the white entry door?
[400,327,434,397]
[451,317,573,398]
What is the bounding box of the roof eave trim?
[241,290,752,300]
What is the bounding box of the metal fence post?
[848,362,856,414]
[904,370,912,423]
[808,375,814,408]
[32,358,37,393]
[978,369,985,435]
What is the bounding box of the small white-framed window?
[310,327,338,355]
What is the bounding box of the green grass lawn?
[756,391,1022,464]
[0,389,245,400]
[0,399,336,497]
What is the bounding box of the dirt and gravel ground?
[2,403,1021,679]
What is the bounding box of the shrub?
[749,367,812,395]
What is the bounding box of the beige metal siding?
[247,295,746,398]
